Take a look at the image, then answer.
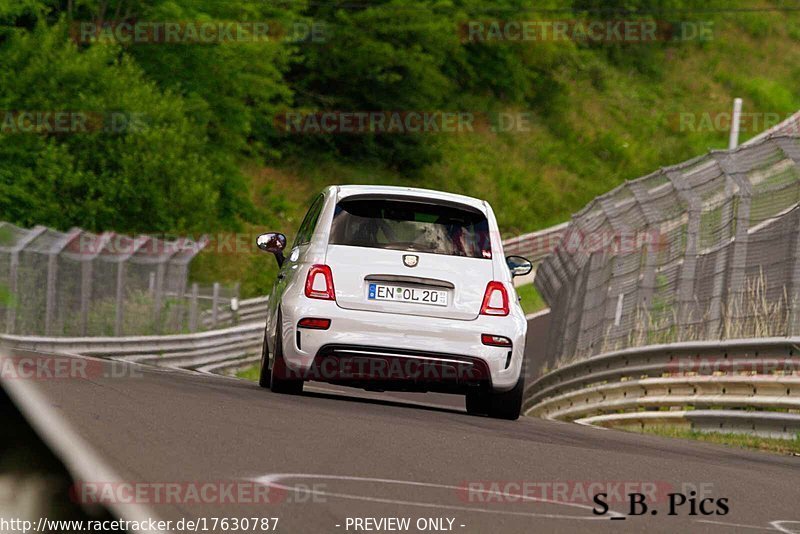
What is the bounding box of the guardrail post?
[211,282,220,329]
[232,282,240,326]
[189,283,199,332]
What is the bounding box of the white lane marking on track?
[0,352,169,534]
[251,473,625,521]
[696,519,800,532]
[572,420,608,430]
[771,521,800,534]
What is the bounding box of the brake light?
[480,281,509,316]
[481,334,512,347]
[305,264,336,300]
[298,318,331,330]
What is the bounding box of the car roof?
[332,185,487,212]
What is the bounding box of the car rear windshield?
[328,197,492,259]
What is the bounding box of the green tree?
[0,22,247,233]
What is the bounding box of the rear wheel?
[269,318,304,395]
[257,327,271,388]
[487,372,524,421]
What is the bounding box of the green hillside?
[2,1,800,297]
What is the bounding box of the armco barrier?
[201,296,269,329]
[502,222,568,265]
[523,337,800,439]
[0,319,264,376]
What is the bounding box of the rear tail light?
[481,334,511,347]
[298,318,331,330]
[479,281,509,316]
[305,264,336,300]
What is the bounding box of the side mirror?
[257,232,287,267]
[506,255,533,278]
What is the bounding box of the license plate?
[367,283,448,307]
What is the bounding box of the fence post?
[596,196,633,353]
[80,260,92,336]
[152,263,165,334]
[44,253,57,336]
[6,252,18,334]
[628,179,662,339]
[6,226,46,334]
[667,169,702,339]
[189,282,199,332]
[703,157,740,338]
[728,97,743,150]
[211,282,220,329]
[714,152,752,337]
[788,211,800,335]
[551,216,588,359]
[114,261,125,336]
[773,137,800,334]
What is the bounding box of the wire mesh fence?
[535,134,800,372]
[0,223,239,336]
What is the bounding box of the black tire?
[487,372,524,420]
[257,327,271,388]
[269,318,304,395]
[465,389,490,415]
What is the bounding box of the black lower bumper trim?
[301,344,492,393]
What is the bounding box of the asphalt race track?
[3,350,799,534]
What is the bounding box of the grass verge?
[516,283,547,315]
[237,364,260,382]
[621,424,800,456]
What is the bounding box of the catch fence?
[535,134,800,370]
[0,223,238,336]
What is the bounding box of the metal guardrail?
[523,337,800,439]
[502,222,568,265]
[200,296,269,329]
[0,298,268,376]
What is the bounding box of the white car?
[256,185,532,419]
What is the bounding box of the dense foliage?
[3,0,800,298]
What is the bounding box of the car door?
[266,194,325,351]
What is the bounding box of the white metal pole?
[728,97,742,150]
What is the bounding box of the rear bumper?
[305,345,491,393]
[278,298,526,392]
